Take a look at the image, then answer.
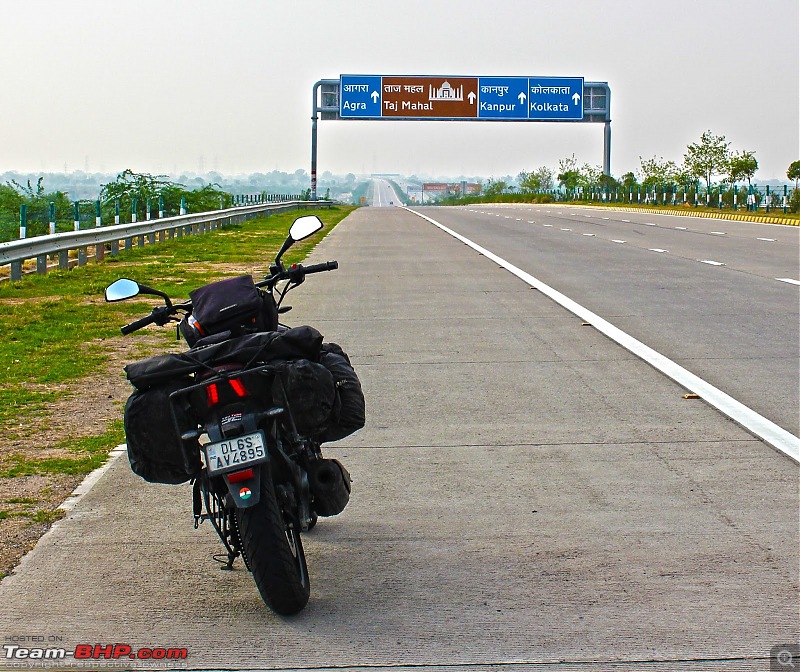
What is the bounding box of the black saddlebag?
[275,359,337,437]
[180,275,278,346]
[276,342,364,442]
[123,377,201,484]
[124,326,324,391]
[318,342,365,443]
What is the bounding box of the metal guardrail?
[1,201,330,281]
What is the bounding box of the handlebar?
[258,260,338,288]
[301,260,339,274]
[121,312,159,335]
[118,260,338,335]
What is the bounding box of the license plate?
[204,431,268,476]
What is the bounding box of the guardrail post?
[94,200,104,260]
[49,202,56,235]
[37,254,47,274]
[10,261,22,281]
[73,201,80,231]
[78,247,87,266]
[58,250,69,270]
[19,204,27,239]
[125,237,132,251]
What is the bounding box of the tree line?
[480,130,800,212]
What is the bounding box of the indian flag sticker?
[239,487,252,500]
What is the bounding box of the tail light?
[205,378,250,407]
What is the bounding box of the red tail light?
[227,468,254,483]
[229,378,248,397]
[206,383,219,406]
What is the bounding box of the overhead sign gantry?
[311,75,610,199]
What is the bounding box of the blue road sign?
[478,77,528,119]
[528,77,584,120]
[338,75,585,121]
[340,75,382,118]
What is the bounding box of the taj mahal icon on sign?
[429,81,463,101]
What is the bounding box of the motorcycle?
[104,215,364,615]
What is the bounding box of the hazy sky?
[2,0,798,180]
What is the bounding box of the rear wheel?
[236,469,310,615]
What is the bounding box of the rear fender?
[222,464,264,508]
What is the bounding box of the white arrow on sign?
[468,91,476,104]
[518,92,527,104]
[371,91,379,103]
[572,92,581,105]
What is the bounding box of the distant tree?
[728,150,758,187]
[620,172,638,189]
[579,163,603,188]
[557,170,581,190]
[534,166,554,191]
[637,156,679,188]
[787,160,800,189]
[518,170,541,193]
[683,130,730,193]
[598,173,620,190]
[100,169,173,206]
[484,178,507,197]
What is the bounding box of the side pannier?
[124,377,201,484]
[275,343,365,443]
[318,342,366,443]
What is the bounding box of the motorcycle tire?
[236,468,310,615]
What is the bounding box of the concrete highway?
[0,204,796,671]
[414,202,800,441]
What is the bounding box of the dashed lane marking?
[403,206,800,464]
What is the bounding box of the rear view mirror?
[105,278,140,302]
[289,216,323,242]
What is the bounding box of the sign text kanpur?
[339,75,584,121]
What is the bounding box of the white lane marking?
[758,237,776,242]
[777,278,800,286]
[583,233,596,237]
[649,248,668,253]
[516,218,522,221]
[710,231,727,235]
[403,206,799,463]
[621,219,630,222]
[645,222,656,226]
[699,260,726,266]
[676,226,688,230]
[527,221,536,224]
[602,217,610,220]
[544,224,553,227]
[612,240,627,244]
[561,228,572,231]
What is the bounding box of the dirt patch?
[0,331,180,579]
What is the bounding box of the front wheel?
[236,468,310,615]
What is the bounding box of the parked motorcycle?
[105,215,365,615]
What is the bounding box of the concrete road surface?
[0,206,796,671]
